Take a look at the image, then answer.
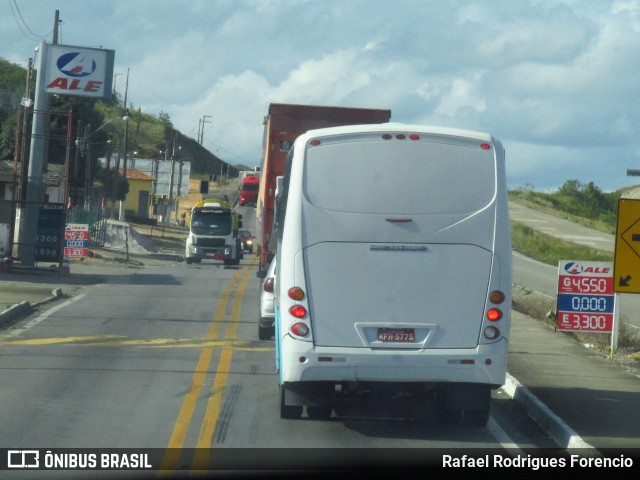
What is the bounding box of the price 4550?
[560,276,612,294]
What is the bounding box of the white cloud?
[3,0,640,190]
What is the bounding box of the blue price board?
[556,293,615,314]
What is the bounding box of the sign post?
[556,260,618,354]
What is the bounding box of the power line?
[8,0,52,40]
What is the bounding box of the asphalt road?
[5,199,638,464]
[0,204,560,475]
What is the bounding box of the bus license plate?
[377,328,415,342]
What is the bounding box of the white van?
[274,124,512,426]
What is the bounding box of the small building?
[121,168,155,219]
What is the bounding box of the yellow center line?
[160,347,213,471]
[207,269,242,339]
[161,264,252,473]
[193,348,233,467]
[3,335,126,345]
[3,336,273,351]
[225,267,252,339]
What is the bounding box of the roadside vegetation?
[509,180,621,234]
[509,180,640,372]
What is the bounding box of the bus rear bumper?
[279,336,508,387]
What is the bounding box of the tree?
[95,165,129,201]
[0,59,29,161]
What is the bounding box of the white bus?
[274,124,512,426]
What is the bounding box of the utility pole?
[166,135,178,226]
[52,10,60,44]
[199,115,211,144]
[119,68,130,221]
[84,124,92,210]
[72,119,82,207]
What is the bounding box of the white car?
[257,258,276,340]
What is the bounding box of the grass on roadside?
[510,221,613,265]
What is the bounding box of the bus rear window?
[303,138,496,215]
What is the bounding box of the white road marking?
[5,294,86,338]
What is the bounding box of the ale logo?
[56,52,97,78]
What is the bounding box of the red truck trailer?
[255,103,391,269]
[239,174,260,206]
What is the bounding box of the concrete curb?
[0,301,33,325]
[502,373,595,450]
[0,289,64,327]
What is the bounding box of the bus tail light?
[486,290,505,322]
[288,287,305,301]
[484,326,500,340]
[289,305,307,318]
[489,290,505,304]
[290,322,309,337]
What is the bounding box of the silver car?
[257,258,276,340]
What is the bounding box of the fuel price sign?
[64,223,89,257]
[556,260,615,333]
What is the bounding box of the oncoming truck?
[184,199,243,265]
[256,103,391,270]
[239,174,260,206]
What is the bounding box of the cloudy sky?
[3,0,640,191]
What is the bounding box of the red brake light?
[289,305,307,319]
[409,134,420,140]
[481,143,491,150]
[486,308,502,321]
